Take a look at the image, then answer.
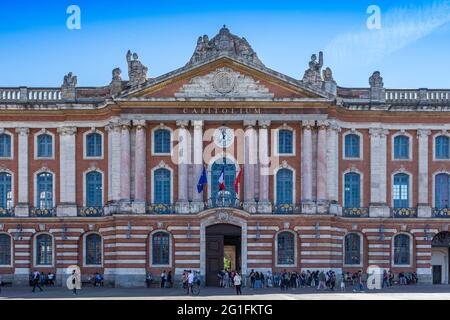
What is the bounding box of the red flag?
[234,167,243,193]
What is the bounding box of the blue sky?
[0,0,449,88]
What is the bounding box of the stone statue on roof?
[126,50,148,87]
[63,72,77,87]
[303,51,323,86]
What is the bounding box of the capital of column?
[301,120,315,130]
[119,119,131,130]
[105,120,121,133]
[369,127,389,138]
[317,120,329,130]
[57,126,77,136]
[192,120,203,129]
[15,127,29,136]
[258,120,271,128]
[133,119,147,130]
[417,129,432,138]
[243,120,257,130]
[326,120,341,133]
[176,120,189,128]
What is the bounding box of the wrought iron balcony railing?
[30,207,56,217]
[78,206,104,217]
[146,203,176,214]
[206,191,242,209]
[272,203,301,214]
[0,207,14,217]
[391,207,417,218]
[342,207,369,218]
[432,207,450,218]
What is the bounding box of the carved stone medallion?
[212,71,235,94]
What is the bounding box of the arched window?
[0,134,11,158]
[393,234,410,265]
[278,130,293,154]
[435,173,450,209]
[345,134,360,158]
[36,234,53,266]
[37,134,52,158]
[86,132,102,157]
[394,136,409,159]
[154,129,171,154]
[276,169,293,205]
[436,136,450,159]
[154,168,171,204]
[211,162,236,199]
[152,232,170,265]
[277,232,295,265]
[37,172,53,209]
[0,172,12,209]
[344,172,360,208]
[85,234,102,265]
[86,171,102,207]
[393,173,409,208]
[344,233,361,265]
[0,234,11,265]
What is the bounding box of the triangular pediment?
[119,56,331,100]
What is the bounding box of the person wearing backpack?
[31,270,43,293]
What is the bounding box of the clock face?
[213,127,234,148]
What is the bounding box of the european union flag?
[197,166,207,193]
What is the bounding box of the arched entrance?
[431,232,450,284]
[205,224,242,286]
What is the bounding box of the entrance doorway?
[205,224,241,286]
[431,232,450,284]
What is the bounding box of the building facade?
[1,26,450,286]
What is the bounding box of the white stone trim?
[150,161,174,204]
[151,123,173,156]
[391,232,413,268]
[273,162,296,205]
[432,131,450,161]
[82,167,105,207]
[0,232,13,267]
[391,168,413,208]
[342,168,364,208]
[34,129,55,160]
[0,168,14,209]
[149,229,172,268]
[431,170,450,208]
[273,124,296,156]
[83,231,103,267]
[391,131,413,161]
[342,129,363,160]
[83,128,104,160]
[33,232,55,267]
[343,232,363,268]
[274,229,298,268]
[33,168,56,208]
[0,130,14,160]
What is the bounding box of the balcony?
[432,207,450,218]
[391,207,417,218]
[0,207,14,217]
[206,191,242,209]
[342,207,369,218]
[78,207,105,217]
[272,203,301,214]
[146,203,176,214]
[30,207,56,217]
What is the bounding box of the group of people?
[29,270,55,291]
[181,270,204,294]
[87,272,104,287]
[381,270,418,287]
[217,269,243,294]
[159,270,173,288]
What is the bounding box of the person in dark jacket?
[31,270,43,292]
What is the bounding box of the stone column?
[191,120,204,213]
[57,126,77,216]
[119,120,132,212]
[106,120,121,203]
[258,120,271,213]
[326,121,341,215]
[176,120,190,213]
[369,128,390,217]
[301,120,315,214]
[316,120,328,214]
[133,120,147,214]
[15,128,29,217]
[243,121,257,213]
[417,129,432,217]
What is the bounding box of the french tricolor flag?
[218,166,225,191]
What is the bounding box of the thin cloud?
[326,1,450,67]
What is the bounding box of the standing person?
[187,270,194,295]
[160,270,166,288]
[31,270,43,293]
[249,269,255,289]
[71,270,77,295]
[317,271,327,290]
[382,270,389,288]
[330,272,336,291]
[340,274,346,292]
[167,271,173,288]
[146,272,153,288]
[233,271,242,295]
